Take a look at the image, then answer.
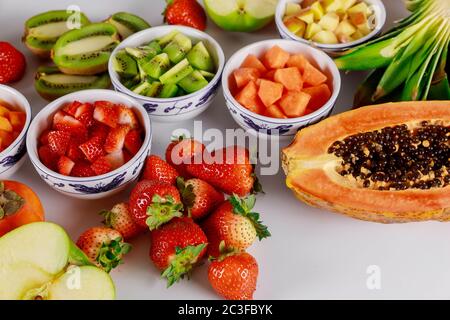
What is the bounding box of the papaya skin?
[282,101,450,224]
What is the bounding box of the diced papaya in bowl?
[274,67,303,91]
[233,68,261,89]
[279,91,311,118]
[265,105,287,119]
[258,80,283,107]
[263,46,290,69]
[303,84,332,112]
[286,54,309,73]
[235,81,265,114]
[240,54,267,73]
[303,63,328,87]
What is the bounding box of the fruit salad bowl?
[109,25,225,123]
[222,39,341,137]
[0,84,31,179]
[275,0,386,54]
[26,89,152,200]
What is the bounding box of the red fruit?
[208,251,258,300]
[177,177,224,220]
[39,129,51,145]
[124,129,142,155]
[76,227,131,273]
[79,136,105,162]
[150,217,207,286]
[142,155,179,185]
[53,111,87,137]
[164,0,207,31]
[117,105,139,129]
[185,146,261,196]
[129,180,183,230]
[66,142,85,162]
[38,145,58,170]
[104,125,130,153]
[101,203,144,240]
[47,130,71,156]
[104,151,125,170]
[71,160,96,177]
[123,150,133,163]
[202,195,270,257]
[165,137,205,178]
[74,102,95,128]
[57,155,75,176]
[0,42,26,84]
[93,101,120,128]
[90,123,110,142]
[62,101,82,116]
[91,156,113,175]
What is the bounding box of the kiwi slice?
[159,59,194,85]
[106,12,150,40]
[145,53,171,79]
[157,30,180,47]
[178,70,209,94]
[124,47,158,79]
[187,41,214,72]
[113,50,138,78]
[132,80,152,95]
[122,75,141,89]
[145,41,162,54]
[163,33,192,64]
[52,23,120,75]
[24,10,90,58]
[199,70,216,80]
[35,66,111,101]
[159,84,179,98]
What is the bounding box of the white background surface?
[3,0,449,300]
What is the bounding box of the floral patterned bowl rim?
[275,0,387,52]
[108,25,225,104]
[222,39,341,125]
[0,84,32,159]
[26,89,152,182]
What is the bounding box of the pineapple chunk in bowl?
[275,0,386,54]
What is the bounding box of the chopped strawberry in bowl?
[0,84,31,179]
[26,89,152,200]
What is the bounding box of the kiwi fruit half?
[35,65,111,101]
[24,10,90,58]
[106,12,151,40]
[52,23,120,75]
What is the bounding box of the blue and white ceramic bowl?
[26,89,152,200]
[109,25,225,123]
[0,84,31,179]
[275,0,386,55]
[222,39,341,138]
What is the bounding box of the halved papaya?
[282,101,450,223]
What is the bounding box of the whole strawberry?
[165,136,205,178]
[202,194,270,257]
[129,180,183,230]
[101,203,145,240]
[0,42,26,84]
[185,146,262,196]
[177,177,224,220]
[142,155,179,185]
[150,217,208,286]
[164,0,207,31]
[76,226,131,273]
[208,251,258,300]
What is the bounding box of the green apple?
[204,0,278,32]
[0,222,115,300]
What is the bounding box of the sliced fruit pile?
[231,45,332,118]
[23,10,151,100]
[38,100,144,177]
[90,137,270,299]
[114,30,216,98]
[283,0,376,44]
[0,101,26,152]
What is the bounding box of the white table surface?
[4,0,449,300]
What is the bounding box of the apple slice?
[0,222,115,300]
[204,0,277,32]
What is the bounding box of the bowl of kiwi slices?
[109,25,225,122]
